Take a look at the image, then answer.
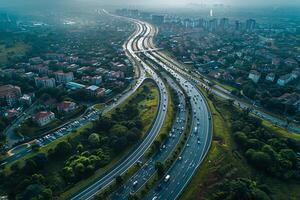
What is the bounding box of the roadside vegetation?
[94,78,178,200]
[0,80,159,200]
[180,88,300,200]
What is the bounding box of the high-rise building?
[208,18,218,32]
[246,19,256,31]
[35,77,56,88]
[219,18,229,30]
[235,20,242,31]
[54,71,74,83]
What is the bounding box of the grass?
[94,103,105,110]
[262,120,300,140]
[180,86,300,200]
[0,42,29,66]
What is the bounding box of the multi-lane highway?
[111,73,188,200]
[101,14,213,200]
[69,11,170,200]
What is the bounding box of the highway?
[139,21,212,200]
[69,11,170,200]
[102,14,213,200]
[111,73,187,200]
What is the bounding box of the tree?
[112,136,128,151]
[234,131,248,147]
[74,163,85,177]
[77,143,83,153]
[22,159,38,175]
[155,161,165,177]
[249,151,272,170]
[41,188,53,200]
[88,133,100,147]
[55,141,72,157]
[115,175,123,186]
[110,124,128,136]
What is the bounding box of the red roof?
[57,101,76,110]
[34,111,53,120]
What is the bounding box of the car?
[152,196,158,200]
[133,181,138,187]
[197,140,201,144]
[164,174,170,182]
[178,156,182,160]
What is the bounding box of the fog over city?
[1,0,300,9]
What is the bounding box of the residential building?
[66,82,86,90]
[266,73,275,82]
[33,111,55,126]
[35,77,56,88]
[54,71,74,83]
[20,94,32,105]
[0,85,22,107]
[91,76,102,85]
[57,101,77,112]
[277,93,300,111]
[277,74,294,86]
[248,70,261,83]
[29,57,43,65]
[86,85,105,97]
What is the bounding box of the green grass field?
[0,42,29,66]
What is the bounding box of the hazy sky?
[1,0,300,10]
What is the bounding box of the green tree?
[88,133,101,147]
[155,161,165,177]
[55,141,72,157]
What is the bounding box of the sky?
[1,0,300,11]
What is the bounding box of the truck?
[164,174,170,182]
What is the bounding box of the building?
[208,18,218,32]
[57,101,77,112]
[86,85,105,97]
[248,70,261,83]
[266,73,275,82]
[66,82,86,90]
[29,57,43,65]
[219,18,229,30]
[235,20,242,31]
[277,74,294,86]
[277,93,300,111]
[54,71,74,83]
[91,76,102,85]
[291,68,300,79]
[33,111,55,126]
[151,15,165,25]
[35,77,56,88]
[20,94,32,105]
[0,85,22,107]
[246,19,256,31]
